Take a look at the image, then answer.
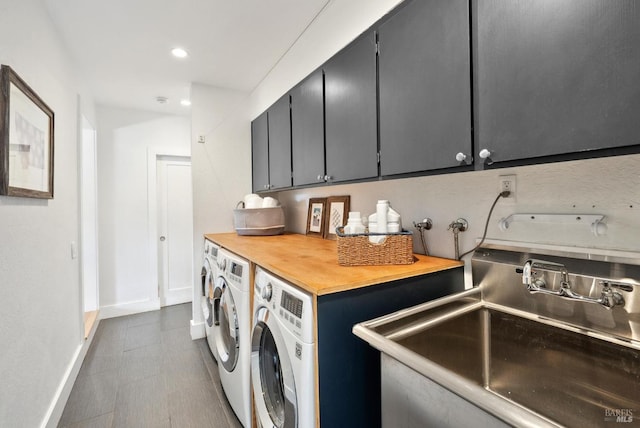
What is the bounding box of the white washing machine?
[200,239,220,360]
[213,248,251,427]
[252,266,316,428]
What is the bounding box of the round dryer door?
[200,259,209,299]
[251,306,297,428]
[201,258,215,328]
[213,276,239,372]
[205,269,217,328]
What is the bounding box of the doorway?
[156,155,193,306]
[80,116,99,338]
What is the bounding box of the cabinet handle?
[479,149,492,159]
[324,175,332,181]
[317,174,324,181]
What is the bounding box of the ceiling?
[43,0,330,115]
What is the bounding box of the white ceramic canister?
[368,213,377,233]
[387,207,401,233]
[344,212,366,235]
[376,200,389,234]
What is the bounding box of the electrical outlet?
[499,175,516,200]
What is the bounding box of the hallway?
[58,304,243,428]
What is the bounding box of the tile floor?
[58,303,243,428]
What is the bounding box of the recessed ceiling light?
[180,99,192,107]
[171,48,188,58]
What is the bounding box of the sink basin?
[393,305,640,427]
[354,243,640,427]
[354,287,640,427]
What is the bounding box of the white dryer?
[213,248,251,427]
[252,266,316,428]
[201,239,220,359]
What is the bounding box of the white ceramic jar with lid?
[376,200,389,234]
[344,212,366,235]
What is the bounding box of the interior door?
[157,155,193,306]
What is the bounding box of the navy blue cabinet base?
[317,268,464,427]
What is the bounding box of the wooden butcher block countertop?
[205,232,462,296]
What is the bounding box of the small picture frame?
[0,65,55,199]
[306,197,327,238]
[324,195,350,240]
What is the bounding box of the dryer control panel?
[281,290,303,319]
[254,266,314,344]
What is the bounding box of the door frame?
[146,147,191,307]
[79,114,99,336]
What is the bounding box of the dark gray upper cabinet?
[324,31,378,183]
[475,0,640,166]
[251,111,269,192]
[379,0,472,176]
[291,69,325,186]
[251,95,292,193]
[267,94,292,190]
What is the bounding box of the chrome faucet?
[522,259,569,291]
[448,218,468,260]
[519,259,626,309]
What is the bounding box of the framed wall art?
[324,195,350,240]
[306,197,327,238]
[0,65,55,199]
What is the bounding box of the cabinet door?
[324,32,378,183]
[267,94,292,190]
[251,111,269,192]
[475,0,640,165]
[379,0,472,176]
[291,69,325,186]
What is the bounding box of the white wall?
[276,154,640,279]
[190,0,403,240]
[190,83,251,332]
[0,0,90,426]
[250,0,402,116]
[96,107,190,317]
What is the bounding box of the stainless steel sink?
[354,243,640,427]
[393,304,639,427]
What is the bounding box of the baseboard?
[191,319,206,340]
[42,317,100,428]
[163,287,192,307]
[99,297,161,319]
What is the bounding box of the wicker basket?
[336,227,415,266]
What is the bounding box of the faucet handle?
[598,281,625,308]
[521,260,533,286]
